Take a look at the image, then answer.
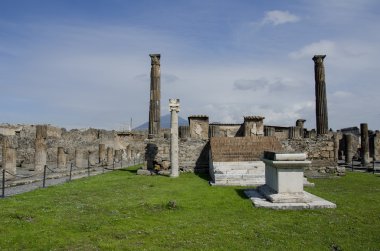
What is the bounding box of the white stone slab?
[244,189,336,210]
[272,153,307,161]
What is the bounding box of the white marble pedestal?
[245,151,336,210]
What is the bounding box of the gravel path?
[1,162,141,198]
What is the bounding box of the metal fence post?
[43,165,47,188]
[2,169,5,198]
[69,163,73,181]
[87,164,90,177]
[113,159,115,170]
[120,157,122,169]
[352,157,354,172]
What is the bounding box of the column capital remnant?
[149,54,161,65]
[169,98,180,112]
[312,54,326,63]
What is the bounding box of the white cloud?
[262,10,300,26]
[289,40,336,59]
[332,91,353,98]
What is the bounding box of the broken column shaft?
[57,147,66,169]
[99,144,106,164]
[2,137,16,179]
[313,55,329,135]
[107,147,114,166]
[34,125,47,172]
[148,54,161,138]
[361,123,370,166]
[344,134,353,164]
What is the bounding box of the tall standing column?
[313,55,329,135]
[169,99,180,177]
[148,54,161,138]
[361,123,370,166]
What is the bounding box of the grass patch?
[0,167,379,250]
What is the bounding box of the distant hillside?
[134,114,188,130]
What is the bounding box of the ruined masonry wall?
[281,136,345,176]
[0,124,146,169]
[145,138,209,172]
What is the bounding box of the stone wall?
[144,137,209,173]
[209,124,243,138]
[210,136,282,162]
[0,124,146,169]
[281,135,345,177]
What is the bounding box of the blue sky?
[1,0,380,130]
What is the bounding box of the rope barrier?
[0,158,146,196]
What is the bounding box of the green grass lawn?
[0,167,379,251]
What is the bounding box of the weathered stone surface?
[34,137,47,172]
[281,135,343,177]
[188,115,209,140]
[148,54,161,138]
[169,98,180,177]
[107,147,114,166]
[243,116,265,136]
[57,147,66,169]
[75,148,87,168]
[210,161,265,186]
[245,189,336,210]
[144,137,209,173]
[313,55,329,135]
[360,123,370,165]
[2,137,16,179]
[99,144,106,164]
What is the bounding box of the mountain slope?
[134,114,188,130]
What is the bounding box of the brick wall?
[210,136,282,162]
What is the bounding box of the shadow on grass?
[194,172,211,182]
[235,188,250,200]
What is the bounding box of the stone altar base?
[244,188,336,210]
[244,151,336,210]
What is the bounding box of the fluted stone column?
[2,137,16,179]
[169,99,180,177]
[99,144,106,164]
[107,147,114,166]
[361,123,370,166]
[313,55,329,135]
[344,134,353,164]
[148,54,161,138]
[57,147,66,169]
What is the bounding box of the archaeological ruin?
[1,53,379,204]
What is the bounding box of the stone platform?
[244,188,336,210]
[244,151,336,210]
